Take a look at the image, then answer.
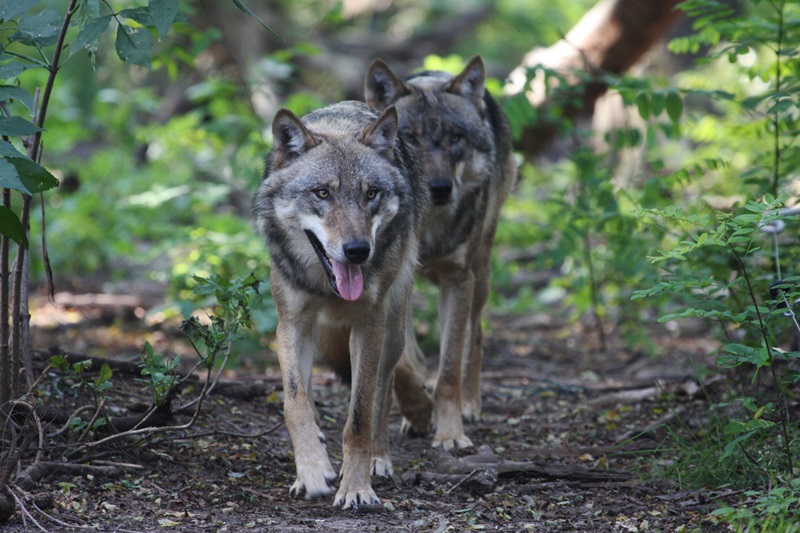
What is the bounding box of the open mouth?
[304,230,364,301]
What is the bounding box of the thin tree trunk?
[9,195,30,398]
[1,188,9,405]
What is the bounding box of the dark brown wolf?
[365,56,516,449]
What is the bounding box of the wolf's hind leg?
[461,249,491,422]
[394,307,433,435]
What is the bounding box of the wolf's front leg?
[275,320,337,500]
[335,314,385,509]
[432,268,475,450]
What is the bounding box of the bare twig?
[31,498,94,530]
[0,401,40,488]
[76,397,106,445]
[47,405,95,438]
[69,369,215,455]
[445,468,481,494]
[14,461,137,490]
[177,339,234,412]
[170,421,284,442]
[7,486,47,532]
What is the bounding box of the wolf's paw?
[289,462,337,500]
[370,455,393,477]
[400,416,431,437]
[461,399,482,423]
[396,387,433,435]
[334,486,380,510]
[431,433,474,451]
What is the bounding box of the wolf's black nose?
[429,178,452,205]
[343,240,370,264]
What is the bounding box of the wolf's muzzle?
[304,230,365,301]
[343,240,370,264]
[429,178,453,205]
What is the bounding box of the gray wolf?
[253,101,428,508]
[365,56,517,450]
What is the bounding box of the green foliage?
[50,355,113,396]
[0,0,190,249]
[49,354,113,432]
[0,1,274,336]
[672,0,800,198]
[629,1,800,526]
[180,273,263,368]
[636,196,800,482]
[710,477,800,532]
[138,340,180,406]
[496,68,685,348]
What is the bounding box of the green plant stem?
[770,0,784,197]
[0,50,48,68]
[583,230,606,352]
[729,244,794,475]
[30,0,79,162]
[8,0,81,399]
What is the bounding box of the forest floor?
[3,288,748,532]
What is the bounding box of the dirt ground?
[2,292,740,532]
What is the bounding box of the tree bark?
[505,0,684,160]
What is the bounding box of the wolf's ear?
[271,108,320,168]
[447,55,486,112]
[365,59,409,110]
[360,106,398,161]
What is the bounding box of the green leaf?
[115,24,154,69]
[95,363,113,386]
[6,157,59,193]
[149,0,180,40]
[665,92,683,122]
[0,61,33,79]
[0,86,34,113]
[0,206,27,247]
[0,140,27,158]
[77,0,101,21]
[649,92,665,116]
[118,7,153,26]
[0,0,40,23]
[12,9,61,47]
[49,354,69,371]
[71,15,113,55]
[767,99,792,115]
[231,0,282,39]
[635,93,650,120]
[0,116,42,136]
[0,157,30,194]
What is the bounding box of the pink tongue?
[331,260,363,301]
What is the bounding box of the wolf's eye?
[314,188,329,199]
[450,133,463,144]
[366,188,380,200]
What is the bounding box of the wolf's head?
[256,103,414,302]
[365,56,494,207]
